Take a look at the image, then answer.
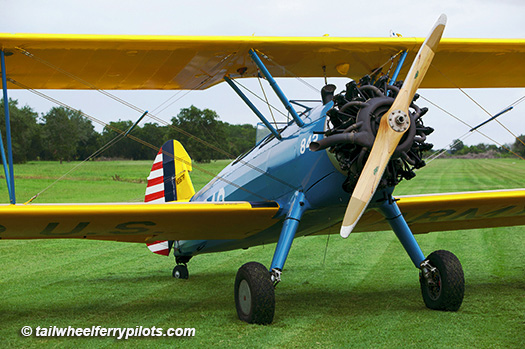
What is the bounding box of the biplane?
[0,15,524,324]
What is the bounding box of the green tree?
[99,121,169,160]
[168,106,226,162]
[225,123,256,156]
[0,99,40,163]
[450,139,464,154]
[41,107,98,163]
[512,135,525,157]
[100,120,136,159]
[72,112,101,160]
[134,122,169,159]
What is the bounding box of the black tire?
[420,250,464,311]
[234,262,275,325]
[172,265,189,279]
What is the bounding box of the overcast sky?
[1,0,524,150]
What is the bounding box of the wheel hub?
[424,268,442,301]
[238,279,252,315]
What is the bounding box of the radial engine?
[311,75,435,193]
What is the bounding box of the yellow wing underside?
[317,189,525,235]
[1,34,523,90]
[0,201,281,243]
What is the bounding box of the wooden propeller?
[340,14,447,238]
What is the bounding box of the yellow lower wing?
[355,189,525,234]
[0,201,280,243]
[312,189,525,236]
[2,189,522,243]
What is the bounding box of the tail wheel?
[420,250,464,311]
[234,262,275,325]
[172,265,189,279]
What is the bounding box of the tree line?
[447,137,525,157]
[0,98,523,164]
[0,100,256,163]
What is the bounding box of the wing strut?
[0,50,15,204]
[224,76,281,140]
[248,49,305,127]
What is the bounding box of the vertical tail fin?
[145,140,195,256]
[145,140,195,204]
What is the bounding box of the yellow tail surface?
[171,140,195,202]
[145,140,195,203]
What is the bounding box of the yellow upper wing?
[1,34,523,89]
[0,201,280,243]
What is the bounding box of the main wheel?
[234,262,275,325]
[172,265,189,279]
[420,250,464,311]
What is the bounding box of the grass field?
[0,158,524,347]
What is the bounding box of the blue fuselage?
[176,102,350,257]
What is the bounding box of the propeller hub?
[388,110,409,132]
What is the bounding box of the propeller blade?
[340,14,447,238]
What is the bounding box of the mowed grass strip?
[0,158,523,347]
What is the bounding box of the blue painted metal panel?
[192,103,335,205]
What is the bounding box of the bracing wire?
[257,73,278,126]
[8,78,273,202]
[14,44,523,200]
[429,63,525,148]
[233,79,289,118]
[11,49,300,195]
[255,49,321,94]
[420,95,525,161]
[24,132,126,204]
[425,131,473,164]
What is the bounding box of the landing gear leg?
[378,190,464,311]
[234,191,308,324]
[173,256,191,279]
